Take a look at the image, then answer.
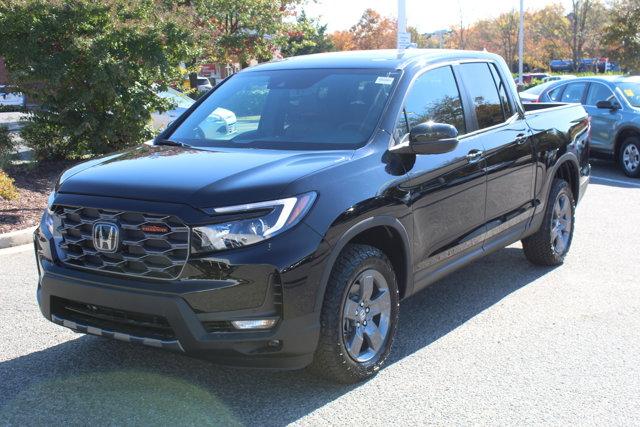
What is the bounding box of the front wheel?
[311,244,399,384]
[619,137,640,178]
[522,179,575,266]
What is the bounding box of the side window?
[547,85,565,102]
[458,62,505,129]
[586,83,616,106]
[395,66,466,141]
[489,63,514,118]
[562,83,588,103]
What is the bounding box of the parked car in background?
[539,76,640,177]
[0,85,25,108]
[550,59,573,72]
[35,49,590,384]
[522,73,551,84]
[519,81,556,103]
[152,88,237,134]
[182,76,213,93]
[542,75,576,83]
[151,88,195,130]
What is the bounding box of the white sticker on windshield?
[375,76,394,85]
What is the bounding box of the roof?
[560,75,638,84]
[244,49,503,72]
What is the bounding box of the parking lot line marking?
[590,175,640,188]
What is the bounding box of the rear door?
[560,82,588,104]
[456,61,535,246]
[583,82,622,154]
[396,65,487,286]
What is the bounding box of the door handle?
[515,133,529,145]
[466,149,484,164]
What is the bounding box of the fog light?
[231,319,278,330]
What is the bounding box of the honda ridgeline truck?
[35,50,590,383]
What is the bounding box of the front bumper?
[35,217,330,370]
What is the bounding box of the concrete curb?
[0,226,36,249]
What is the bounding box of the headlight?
[42,208,54,235]
[41,192,56,236]
[192,192,316,253]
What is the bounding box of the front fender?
[311,213,412,313]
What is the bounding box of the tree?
[408,27,442,49]
[527,5,571,70]
[495,10,520,71]
[280,11,333,57]
[0,0,196,160]
[349,9,396,50]
[187,0,303,67]
[562,0,606,70]
[604,0,640,72]
[331,30,356,51]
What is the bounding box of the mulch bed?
[0,161,75,234]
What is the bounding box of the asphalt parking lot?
[1,160,639,426]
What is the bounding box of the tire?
[619,137,640,178]
[310,244,400,384]
[522,179,575,266]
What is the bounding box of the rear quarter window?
[546,85,565,102]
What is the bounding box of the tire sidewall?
[336,256,399,375]
[548,181,575,263]
[619,137,640,178]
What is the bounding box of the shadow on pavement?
[590,159,640,189]
[0,247,554,426]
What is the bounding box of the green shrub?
[0,125,14,169]
[0,0,197,160]
[19,119,72,162]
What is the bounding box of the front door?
[583,82,622,154]
[394,65,487,287]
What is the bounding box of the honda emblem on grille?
[93,222,120,253]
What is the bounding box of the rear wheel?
[522,179,575,266]
[619,137,640,178]
[311,244,399,384]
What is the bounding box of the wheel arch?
[614,126,640,160]
[553,156,580,202]
[314,216,412,313]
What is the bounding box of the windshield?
[616,82,640,107]
[157,88,194,109]
[169,68,399,150]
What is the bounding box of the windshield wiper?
[154,138,192,148]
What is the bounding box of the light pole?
[518,0,524,84]
[397,0,409,50]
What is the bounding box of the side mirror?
[390,122,459,155]
[409,122,459,154]
[596,100,619,110]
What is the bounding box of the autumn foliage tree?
[331,9,396,51]
[178,0,303,67]
[445,1,606,71]
[604,0,640,73]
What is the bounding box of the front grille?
[54,206,189,280]
[51,297,176,340]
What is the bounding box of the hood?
[57,145,350,208]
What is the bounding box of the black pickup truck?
[35,49,590,383]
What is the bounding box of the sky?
[302,0,575,33]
